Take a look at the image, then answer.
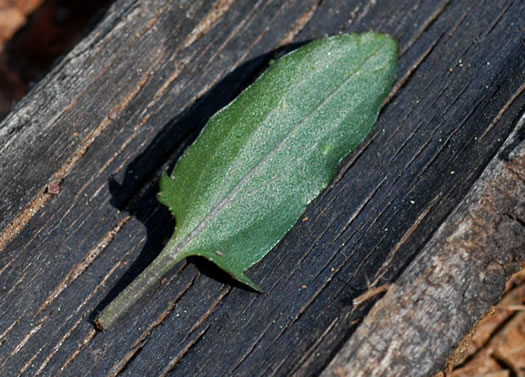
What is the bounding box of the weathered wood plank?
[0,0,523,376]
[320,112,525,377]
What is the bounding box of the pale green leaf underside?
[158,32,398,290]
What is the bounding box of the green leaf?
[95,32,398,330]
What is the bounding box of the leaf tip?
[234,271,264,293]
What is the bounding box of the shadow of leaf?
[92,42,308,319]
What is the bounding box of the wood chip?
[46,182,60,194]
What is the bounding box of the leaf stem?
[94,237,183,331]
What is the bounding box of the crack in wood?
[384,36,441,106]
[0,319,17,346]
[40,242,181,377]
[278,0,323,47]
[481,81,525,140]
[183,0,236,49]
[289,317,340,376]
[186,287,230,337]
[333,177,387,243]
[346,0,377,27]
[151,55,193,103]
[7,316,46,360]
[444,10,469,43]
[0,70,152,255]
[157,324,211,377]
[319,112,525,377]
[36,216,131,317]
[398,0,453,56]
[482,1,513,39]
[33,314,92,376]
[100,274,197,375]
[18,351,39,375]
[372,195,440,285]
[55,329,97,377]
[186,0,271,93]
[229,320,275,374]
[133,274,198,348]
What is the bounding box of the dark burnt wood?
[0,1,524,376]
[321,114,525,377]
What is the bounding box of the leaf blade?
[160,32,398,286]
[97,31,398,330]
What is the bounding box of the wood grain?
[0,0,524,376]
[320,112,525,377]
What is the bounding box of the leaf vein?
[167,45,386,259]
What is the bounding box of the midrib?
[167,44,385,259]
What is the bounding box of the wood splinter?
[353,283,393,308]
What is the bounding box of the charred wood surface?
[0,1,524,376]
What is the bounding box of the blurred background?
[0,0,112,120]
